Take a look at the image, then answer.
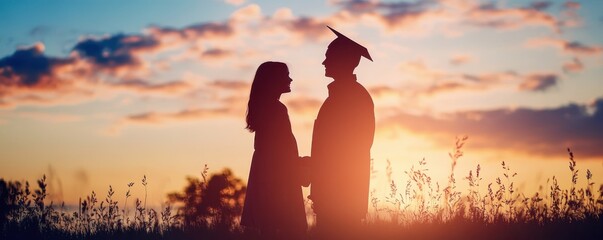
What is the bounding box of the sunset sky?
[1,0,602,208]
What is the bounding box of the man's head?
[323,38,361,78]
[322,26,372,79]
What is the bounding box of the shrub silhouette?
[167,166,246,230]
[0,179,20,229]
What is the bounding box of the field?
[1,140,602,239]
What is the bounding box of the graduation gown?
[241,101,307,232]
[310,76,375,220]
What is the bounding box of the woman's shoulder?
[257,101,288,117]
[275,102,291,119]
[254,101,290,131]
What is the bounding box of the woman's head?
[250,61,292,96]
[245,61,292,132]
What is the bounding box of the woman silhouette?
[241,62,307,236]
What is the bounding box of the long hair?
[245,61,288,132]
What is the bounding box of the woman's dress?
[241,101,307,233]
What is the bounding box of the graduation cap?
[327,26,373,62]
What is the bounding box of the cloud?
[104,78,253,134]
[379,97,603,158]
[72,34,159,73]
[141,19,240,65]
[563,58,583,73]
[560,1,582,28]
[0,35,196,109]
[274,16,336,41]
[202,80,250,108]
[421,71,515,95]
[464,1,559,31]
[147,22,234,41]
[368,85,401,98]
[17,111,82,123]
[105,78,324,134]
[112,96,322,133]
[518,74,558,92]
[124,108,233,124]
[336,0,450,34]
[528,1,553,11]
[449,54,473,66]
[231,3,262,21]
[526,37,603,56]
[2,0,572,102]
[201,48,233,60]
[107,79,192,94]
[106,107,237,135]
[0,89,96,110]
[563,41,603,56]
[0,43,73,88]
[206,79,249,92]
[0,43,98,109]
[284,97,322,115]
[333,0,565,35]
[0,0,582,113]
[423,81,481,95]
[397,60,557,95]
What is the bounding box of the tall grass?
[371,138,602,226]
[361,137,602,239]
[0,167,249,239]
[1,138,602,239]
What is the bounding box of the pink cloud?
[518,74,558,92]
[17,112,82,123]
[333,0,566,35]
[562,58,584,73]
[0,43,74,90]
[366,59,569,103]
[125,108,233,124]
[449,54,473,66]
[201,48,234,60]
[0,43,100,109]
[397,60,558,95]
[107,79,193,94]
[71,34,159,74]
[560,1,582,28]
[147,22,234,41]
[526,37,603,56]
[207,80,249,92]
[284,97,322,115]
[379,98,603,158]
[368,85,401,98]
[106,107,238,135]
[464,2,559,31]
[0,0,585,112]
[0,41,195,109]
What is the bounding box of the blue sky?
[0,0,339,56]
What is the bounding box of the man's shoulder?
[350,82,373,103]
[353,81,371,94]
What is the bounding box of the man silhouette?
[310,26,375,237]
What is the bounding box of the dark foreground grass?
[1,138,602,239]
[356,217,603,240]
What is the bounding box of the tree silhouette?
[167,168,246,230]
